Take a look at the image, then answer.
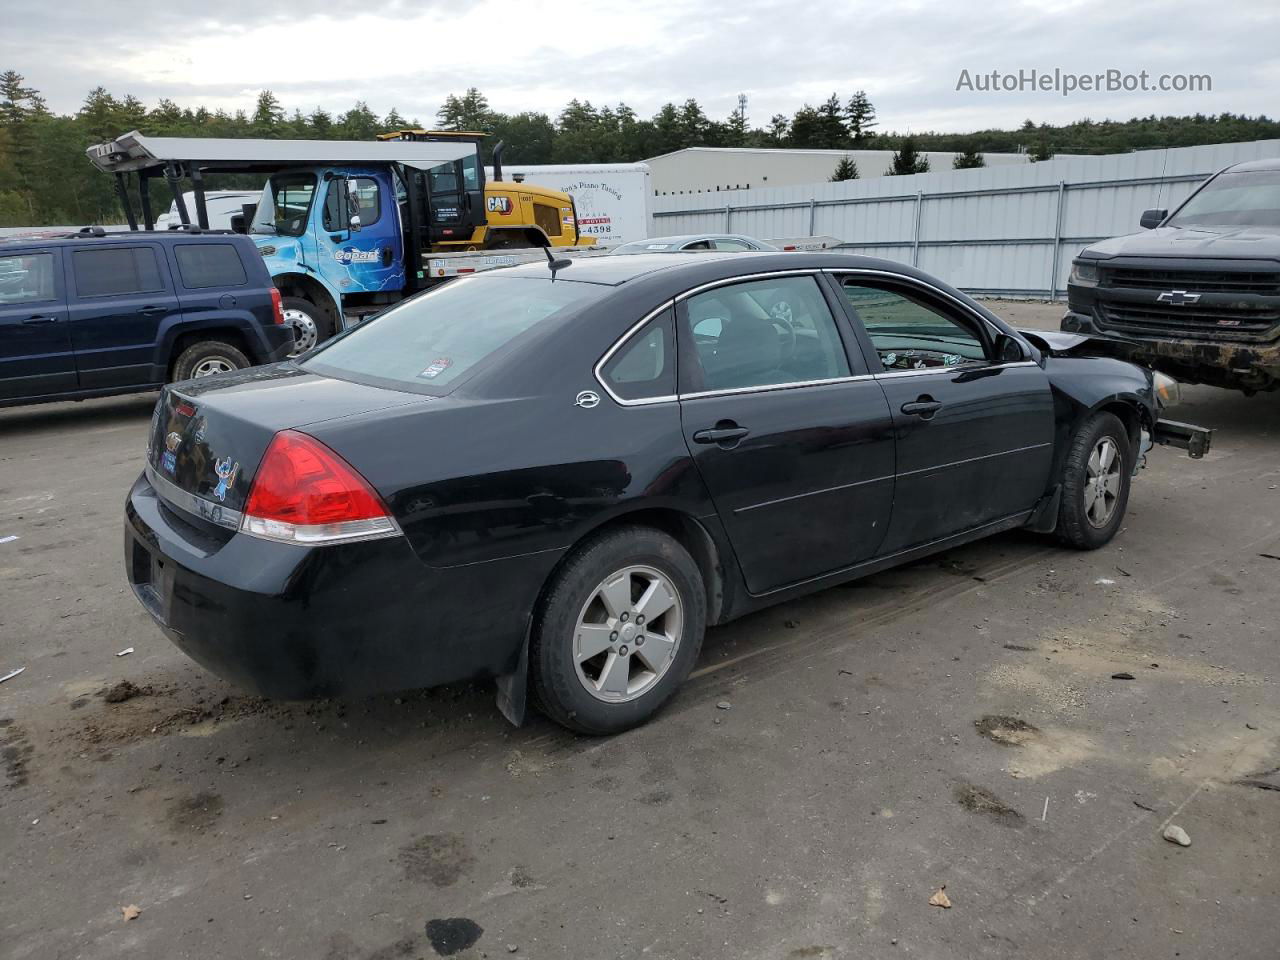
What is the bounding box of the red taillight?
[269,287,285,325]
[241,431,397,544]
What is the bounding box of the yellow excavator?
[377,129,592,251]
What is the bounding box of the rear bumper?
[124,473,556,699]
[1062,310,1280,390]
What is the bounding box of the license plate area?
[130,539,167,624]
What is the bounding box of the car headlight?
[1069,260,1099,286]
[1153,371,1182,408]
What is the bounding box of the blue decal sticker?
[213,457,240,502]
[161,451,177,474]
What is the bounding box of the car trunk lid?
[146,365,429,525]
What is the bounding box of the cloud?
[1,0,1274,133]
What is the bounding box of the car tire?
[281,296,333,357]
[1056,411,1132,550]
[171,340,251,382]
[531,526,706,735]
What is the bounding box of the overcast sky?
[1,0,1275,133]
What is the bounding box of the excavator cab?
[377,130,486,244]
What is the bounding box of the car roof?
[498,250,754,285]
[617,233,759,246]
[0,229,244,248]
[1224,157,1280,173]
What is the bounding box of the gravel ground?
[1,301,1277,960]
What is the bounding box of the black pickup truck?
[1062,157,1280,394]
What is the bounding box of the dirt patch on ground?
[954,782,1024,826]
[60,683,290,746]
[166,791,225,833]
[399,834,476,887]
[102,680,150,703]
[975,715,1040,746]
[1,718,34,789]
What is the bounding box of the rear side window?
[0,253,57,304]
[73,247,163,297]
[303,276,605,393]
[600,312,675,401]
[175,243,248,289]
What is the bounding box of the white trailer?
[486,163,652,247]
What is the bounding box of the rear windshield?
[303,276,605,393]
[1167,170,1280,228]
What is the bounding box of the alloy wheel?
[192,356,236,377]
[573,564,683,703]
[1084,436,1122,528]
[283,308,319,357]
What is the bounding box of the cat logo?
[486,196,514,215]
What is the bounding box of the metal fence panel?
[653,139,1280,297]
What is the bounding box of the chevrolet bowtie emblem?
[1156,289,1201,306]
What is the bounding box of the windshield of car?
[249,174,317,237]
[1166,170,1280,228]
[302,276,606,393]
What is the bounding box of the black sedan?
[125,252,1207,734]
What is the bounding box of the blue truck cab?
[0,229,292,408]
[246,166,408,350]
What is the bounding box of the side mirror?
[1139,208,1167,229]
[995,333,1027,363]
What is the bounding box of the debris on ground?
[1095,578,1116,585]
[121,904,141,921]
[973,715,1039,746]
[0,535,19,545]
[0,667,24,684]
[1246,723,1259,730]
[1111,672,1136,680]
[1163,824,1192,846]
[116,647,134,657]
[1133,800,1156,812]
[716,701,731,710]
[928,888,952,909]
[102,680,146,704]
[954,783,1024,826]
[507,945,519,953]
[784,619,799,629]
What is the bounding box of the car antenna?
[543,245,572,280]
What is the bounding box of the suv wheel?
[171,340,250,382]
[531,526,706,735]
[281,297,332,357]
[1056,411,1132,550]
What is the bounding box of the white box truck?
[485,163,652,247]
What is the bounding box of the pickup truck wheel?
[1056,411,1132,550]
[281,297,332,357]
[171,340,250,382]
[531,526,706,735]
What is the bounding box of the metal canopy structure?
[86,130,476,175]
[86,130,481,234]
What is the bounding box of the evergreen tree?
[1028,137,1054,162]
[952,146,985,169]
[383,108,407,131]
[251,90,284,135]
[816,93,848,148]
[887,137,930,175]
[308,107,333,137]
[846,91,877,141]
[830,155,860,181]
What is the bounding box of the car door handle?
[901,397,943,419]
[693,426,750,444]
[138,305,166,315]
[22,315,57,324]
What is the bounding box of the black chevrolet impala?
[125,252,1207,734]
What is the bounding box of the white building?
[643,146,1028,197]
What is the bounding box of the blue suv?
[0,229,293,408]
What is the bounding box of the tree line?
[2,70,1277,226]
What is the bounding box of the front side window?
[681,276,850,393]
[0,253,56,305]
[304,276,605,393]
[250,174,317,237]
[600,312,675,401]
[841,281,988,370]
[73,247,163,298]
[322,177,381,231]
[711,238,753,251]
